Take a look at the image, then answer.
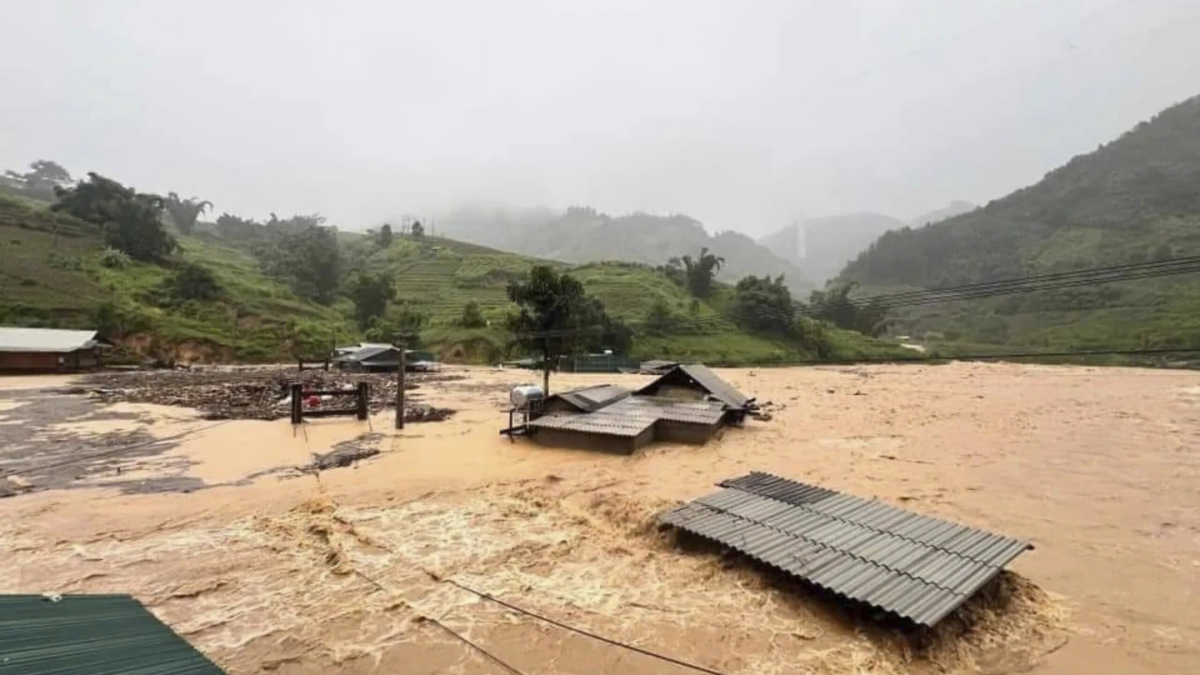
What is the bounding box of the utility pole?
[394,334,407,430]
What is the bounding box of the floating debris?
[81,367,463,422]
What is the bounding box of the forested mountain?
[839,94,1200,351]
[758,212,905,285]
[437,206,814,293]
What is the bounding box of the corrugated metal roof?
[660,472,1033,626]
[550,384,632,413]
[609,396,727,425]
[527,396,727,439]
[677,364,751,409]
[635,364,752,410]
[0,328,97,353]
[527,411,653,437]
[0,594,228,675]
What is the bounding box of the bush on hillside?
[99,247,131,269]
[459,300,486,328]
[167,262,223,302]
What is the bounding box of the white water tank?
[510,385,544,410]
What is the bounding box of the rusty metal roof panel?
[661,472,1032,626]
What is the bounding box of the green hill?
[0,193,351,362]
[839,94,1200,353]
[0,193,907,365]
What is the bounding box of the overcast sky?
[3,0,1198,236]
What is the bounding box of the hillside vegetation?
[0,194,351,362]
[0,192,907,365]
[839,94,1200,353]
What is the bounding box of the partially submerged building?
[0,327,103,373]
[515,365,754,454]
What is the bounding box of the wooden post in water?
[290,383,303,425]
[356,382,369,420]
[394,337,406,430]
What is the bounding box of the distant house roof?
[334,345,398,363]
[546,384,631,413]
[638,359,679,374]
[636,364,753,410]
[0,594,228,674]
[0,327,98,353]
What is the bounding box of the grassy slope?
[348,236,813,364]
[1,194,907,365]
[0,195,351,361]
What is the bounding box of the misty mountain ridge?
[758,212,907,286]
[431,205,815,293]
[909,201,977,228]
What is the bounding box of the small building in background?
[334,344,440,372]
[0,327,103,373]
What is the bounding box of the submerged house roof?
[0,328,98,353]
[545,384,632,413]
[660,472,1033,627]
[0,594,228,674]
[528,396,727,439]
[635,364,753,410]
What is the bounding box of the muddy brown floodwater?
[1,363,1198,674]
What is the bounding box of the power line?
[505,255,1200,338]
[436,576,732,675]
[759,346,1200,367]
[805,256,1200,312]
[352,570,526,675]
[383,256,1200,330]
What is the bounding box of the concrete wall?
[532,427,653,455]
[654,420,721,445]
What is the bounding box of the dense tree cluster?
[350,272,396,329]
[257,223,344,305]
[506,265,629,391]
[52,172,177,262]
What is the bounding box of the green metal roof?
[0,594,227,675]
